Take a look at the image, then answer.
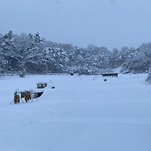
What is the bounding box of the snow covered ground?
[0,73,151,151]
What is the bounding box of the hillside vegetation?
[0,31,151,75]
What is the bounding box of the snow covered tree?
[1,31,151,75]
[146,71,151,83]
[1,31,20,73]
[120,44,151,73]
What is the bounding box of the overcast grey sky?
[0,0,151,50]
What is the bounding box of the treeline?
[0,31,151,75]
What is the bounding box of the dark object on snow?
[33,92,43,98]
[70,73,74,76]
[102,73,118,77]
[104,79,107,82]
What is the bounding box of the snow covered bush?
[19,69,26,78]
[146,72,151,83]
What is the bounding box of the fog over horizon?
[0,0,151,50]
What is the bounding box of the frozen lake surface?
[0,74,151,151]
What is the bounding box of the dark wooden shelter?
[102,73,118,77]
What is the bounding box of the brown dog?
[37,83,47,89]
[21,91,31,102]
[14,92,20,104]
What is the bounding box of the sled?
[10,91,44,104]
